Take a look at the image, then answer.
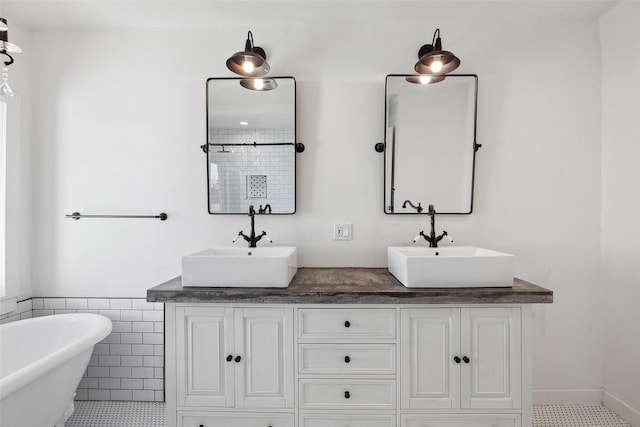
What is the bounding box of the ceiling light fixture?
[239,78,278,91]
[0,17,21,99]
[226,31,270,77]
[414,28,460,75]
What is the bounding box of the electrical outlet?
[333,223,353,241]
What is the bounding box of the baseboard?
[603,391,640,427]
[533,389,603,405]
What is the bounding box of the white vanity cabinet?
[165,303,532,427]
[168,305,294,427]
[153,269,549,427]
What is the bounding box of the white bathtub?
[0,313,112,427]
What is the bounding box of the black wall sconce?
[414,28,460,75]
[0,17,21,99]
[226,31,271,77]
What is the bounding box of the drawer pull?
[344,390,350,399]
[344,320,351,328]
[199,425,204,427]
[453,356,461,364]
[463,356,470,364]
[235,355,242,363]
[344,355,351,363]
[226,354,233,362]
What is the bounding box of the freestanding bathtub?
[0,313,112,427]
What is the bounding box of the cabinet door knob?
[344,390,350,399]
[344,320,351,328]
[453,356,461,364]
[226,355,233,362]
[463,356,470,364]
[344,355,350,363]
[235,355,242,363]
[199,424,204,427]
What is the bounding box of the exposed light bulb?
[239,121,249,126]
[242,60,255,73]
[0,67,13,99]
[419,75,432,85]
[430,59,443,73]
[253,78,264,90]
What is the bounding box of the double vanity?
[148,71,553,427]
[147,248,552,427]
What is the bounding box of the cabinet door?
[461,307,521,409]
[235,307,294,409]
[176,306,234,408]
[400,308,460,409]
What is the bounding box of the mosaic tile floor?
[65,401,165,427]
[533,404,631,426]
[66,401,632,426]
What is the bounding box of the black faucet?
[414,204,450,248]
[402,199,423,213]
[234,205,270,248]
[258,204,272,214]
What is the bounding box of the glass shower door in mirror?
[384,74,478,214]
[206,77,296,214]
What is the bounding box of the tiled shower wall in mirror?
[0,298,164,401]
[208,128,295,213]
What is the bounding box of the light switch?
[333,223,353,241]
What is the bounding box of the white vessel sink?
[182,246,297,288]
[388,246,514,288]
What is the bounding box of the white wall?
[26,19,604,395]
[3,16,33,300]
[600,2,640,422]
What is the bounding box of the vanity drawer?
[402,414,520,427]
[178,412,294,427]
[298,308,396,341]
[299,379,396,409]
[301,413,396,427]
[299,343,396,375]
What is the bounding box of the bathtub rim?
[0,313,113,400]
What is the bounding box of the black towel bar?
[65,212,167,221]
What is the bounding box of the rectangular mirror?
[384,74,478,214]
[206,77,296,214]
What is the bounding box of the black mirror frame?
[205,76,299,215]
[381,73,479,215]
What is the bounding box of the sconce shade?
[240,78,278,91]
[414,29,460,75]
[0,18,22,54]
[405,75,446,85]
[226,31,270,77]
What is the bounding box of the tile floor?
[65,401,632,427]
[534,404,632,426]
[65,401,165,427]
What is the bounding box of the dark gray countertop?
[147,268,553,305]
